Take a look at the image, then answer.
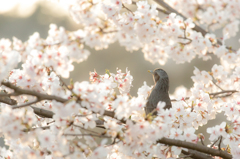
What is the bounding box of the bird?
[145,68,172,116]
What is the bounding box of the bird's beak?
[148,70,153,74]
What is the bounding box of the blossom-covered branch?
[157,138,232,159]
[0,80,235,158]
[1,80,238,119]
[154,0,237,51]
[1,0,240,158]
[1,81,116,119]
[154,0,208,36]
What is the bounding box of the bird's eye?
[154,73,160,82]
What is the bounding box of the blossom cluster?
[1,65,239,158]
[0,0,240,158]
[61,0,226,65]
[166,0,240,32]
[189,64,240,157]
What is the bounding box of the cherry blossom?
[0,0,240,158]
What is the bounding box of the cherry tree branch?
[31,106,54,118]
[1,81,67,103]
[182,149,213,159]
[157,137,232,159]
[1,81,116,119]
[12,99,40,109]
[1,81,238,120]
[154,0,209,36]
[210,90,238,97]
[171,90,238,102]
[0,95,17,105]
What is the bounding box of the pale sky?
[0,0,69,17]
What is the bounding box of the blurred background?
[0,0,239,147]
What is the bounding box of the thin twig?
[47,120,55,125]
[22,125,50,132]
[57,74,73,92]
[178,37,192,45]
[75,114,93,117]
[43,37,83,47]
[96,125,106,129]
[12,98,40,109]
[210,136,221,148]
[62,152,74,158]
[211,76,224,91]
[111,136,117,145]
[72,124,100,135]
[212,81,224,91]
[218,136,222,150]
[170,90,238,102]
[122,4,134,15]
[63,133,112,138]
[217,93,234,98]
[191,101,194,112]
[53,70,83,103]
[200,136,205,146]
[210,90,238,97]
[178,23,193,45]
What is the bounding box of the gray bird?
[145,68,172,116]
